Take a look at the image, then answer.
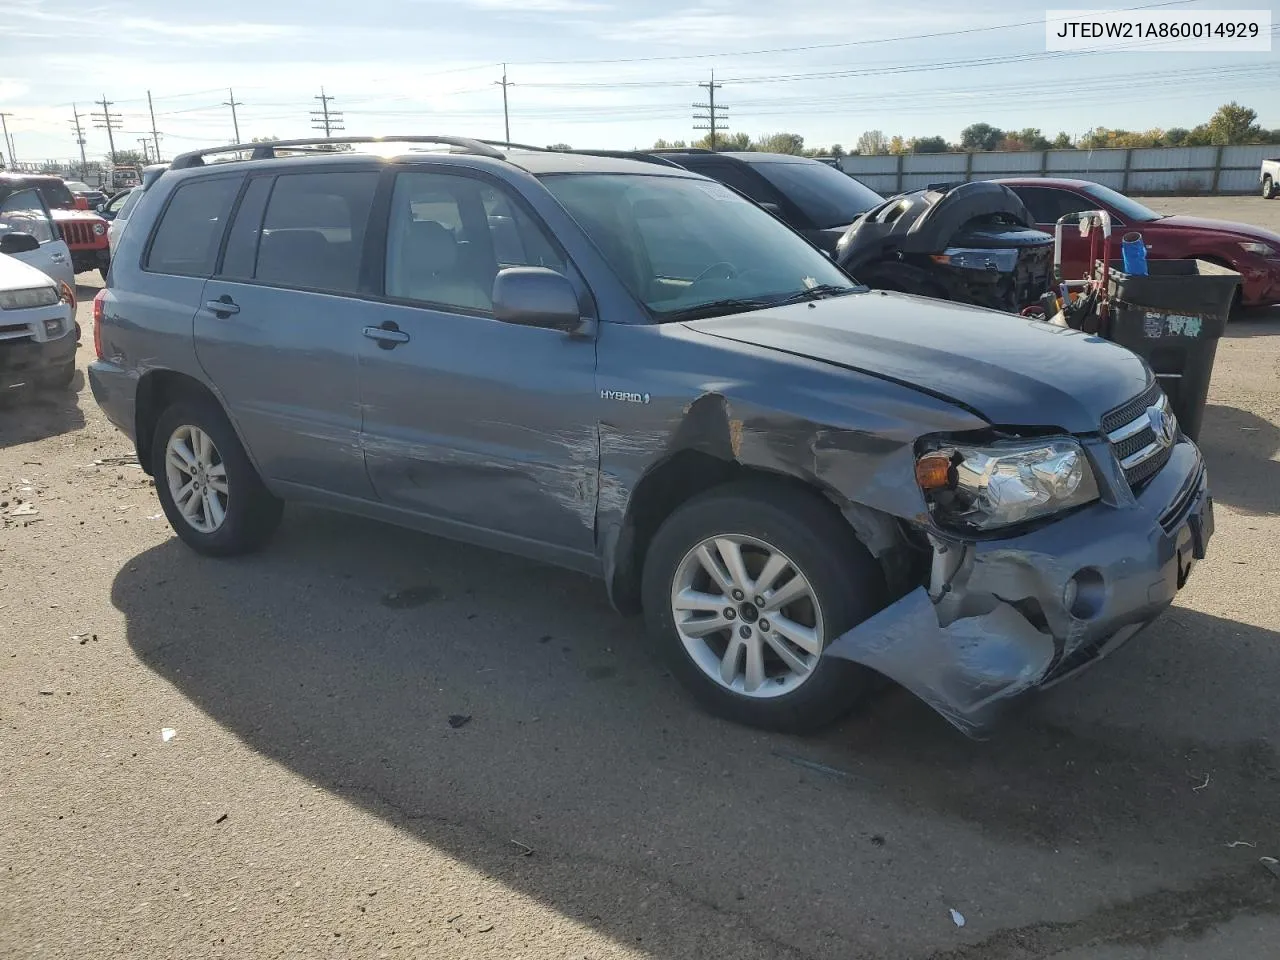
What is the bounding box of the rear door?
[195,167,379,500]
[0,187,74,290]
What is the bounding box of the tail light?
[92,288,107,360]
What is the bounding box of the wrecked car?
[89,136,1213,737]
[836,180,1055,313]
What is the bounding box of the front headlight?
[1239,241,1276,257]
[0,286,60,310]
[92,222,106,236]
[916,437,1099,531]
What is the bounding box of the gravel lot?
[2,196,1278,960]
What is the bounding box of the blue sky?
[0,0,1276,163]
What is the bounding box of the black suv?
[89,136,1212,736]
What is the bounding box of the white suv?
[0,246,77,391]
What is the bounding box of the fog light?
[1066,568,1105,620]
[43,317,63,338]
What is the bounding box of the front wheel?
[641,481,886,733]
[151,398,283,556]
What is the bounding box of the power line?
[310,86,343,137]
[223,88,243,143]
[92,94,123,162]
[495,64,513,143]
[693,70,728,149]
[516,0,1202,65]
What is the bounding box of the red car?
[999,177,1280,309]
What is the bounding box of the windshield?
[540,173,855,320]
[65,181,92,193]
[1081,183,1162,222]
[751,161,884,228]
[35,181,76,210]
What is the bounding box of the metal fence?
[839,144,1277,196]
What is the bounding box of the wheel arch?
[134,369,253,477]
[605,446,917,616]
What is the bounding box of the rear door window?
[145,177,242,277]
[253,171,379,294]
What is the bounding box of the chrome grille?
[1101,381,1162,435]
[1104,385,1176,489]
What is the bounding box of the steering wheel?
[690,261,738,285]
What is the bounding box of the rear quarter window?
[144,176,242,277]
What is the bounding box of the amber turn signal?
[915,453,954,491]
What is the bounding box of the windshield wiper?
[659,297,781,322]
[767,284,858,306]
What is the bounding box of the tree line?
[600,102,1279,158]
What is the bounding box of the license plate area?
[1176,494,1213,589]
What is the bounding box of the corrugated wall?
[839,144,1277,195]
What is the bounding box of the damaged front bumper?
[827,438,1213,737]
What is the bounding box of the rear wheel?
[151,398,283,556]
[1262,176,1277,200]
[641,481,886,733]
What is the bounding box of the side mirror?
[492,267,583,333]
[74,196,90,210]
[0,232,41,255]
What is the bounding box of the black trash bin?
[1102,259,1239,442]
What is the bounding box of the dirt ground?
[2,196,1278,960]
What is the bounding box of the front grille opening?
[1101,381,1163,435]
[1125,443,1172,489]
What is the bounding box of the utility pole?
[69,104,88,177]
[92,95,123,163]
[138,139,152,163]
[0,112,15,167]
[147,90,162,162]
[223,88,243,143]
[494,64,513,143]
[310,87,343,138]
[693,70,729,151]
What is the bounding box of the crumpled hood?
[1155,215,1280,246]
[684,291,1151,432]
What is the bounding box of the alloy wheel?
[164,424,229,534]
[670,534,825,698]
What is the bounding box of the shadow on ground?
[1196,402,1279,515]
[113,508,1280,959]
[0,370,85,449]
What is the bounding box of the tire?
[1262,176,1277,200]
[151,397,283,556]
[641,480,886,733]
[38,361,76,390]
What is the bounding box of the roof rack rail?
[565,149,686,168]
[169,135,504,170]
[475,138,551,152]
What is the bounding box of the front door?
[358,167,599,558]
[195,168,380,500]
[0,187,75,291]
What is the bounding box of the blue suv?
[89,137,1213,736]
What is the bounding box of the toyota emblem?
[1147,404,1177,448]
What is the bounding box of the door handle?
[50,252,67,263]
[204,296,240,317]
[363,323,410,348]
